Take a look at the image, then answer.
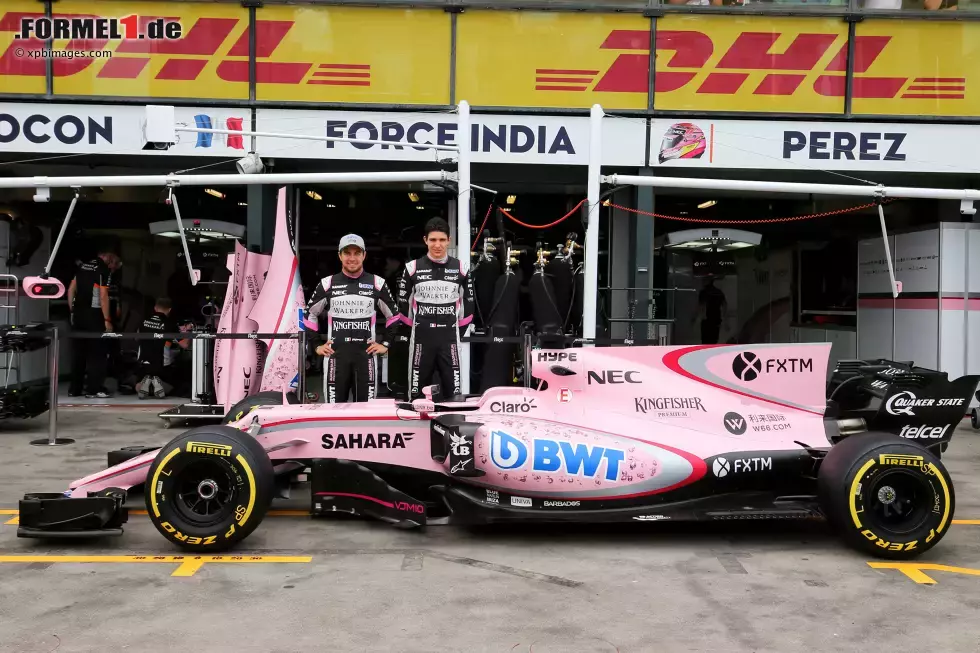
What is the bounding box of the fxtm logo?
[490,397,536,414]
[731,352,812,382]
[321,432,414,449]
[539,30,962,102]
[711,456,772,478]
[0,12,372,87]
[490,430,624,482]
[587,370,640,384]
[899,424,950,440]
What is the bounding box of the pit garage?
[2,105,980,653]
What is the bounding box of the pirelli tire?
[818,432,954,560]
[144,426,274,552]
[223,391,293,425]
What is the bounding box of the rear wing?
[829,358,980,443]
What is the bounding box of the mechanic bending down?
[66,247,119,398]
[392,217,475,401]
[305,234,398,403]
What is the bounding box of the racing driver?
[305,234,398,403]
[393,217,475,401]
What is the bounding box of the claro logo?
[536,30,962,102]
[0,12,366,86]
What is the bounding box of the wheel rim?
[864,468,933,536]
[173,459,238,527]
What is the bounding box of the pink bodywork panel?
[68,343,832,500]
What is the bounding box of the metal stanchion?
[31,326,74,446]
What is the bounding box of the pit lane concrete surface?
[1,409,980,653]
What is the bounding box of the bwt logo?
[731,352,812,382]
[539,29,962,103]
[489,430,624,481]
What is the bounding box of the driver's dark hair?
[424,217,450,238]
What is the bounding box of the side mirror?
[23,277,64,299]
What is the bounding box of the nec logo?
[558,30,961,103]
[587,370,640,384]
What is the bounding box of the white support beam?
[582,104,604,342]
[603,174,980,201]
[0,170,454,190]
[457,100,473,393]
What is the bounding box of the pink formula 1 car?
[18,343,978,560]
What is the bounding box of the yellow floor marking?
[868,562,980,585]
[0,554,311,577]
[0,510,17,515]
[4,516,18,525]
[952,519,980,525]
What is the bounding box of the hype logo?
[489,430,625,481]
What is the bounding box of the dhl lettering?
[0,12,369,88]
[580,29,933,102]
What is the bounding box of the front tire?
[223,391,293,425]
[144,426,274,552]
[818,432,954,559]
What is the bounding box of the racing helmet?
[659,122,707,164]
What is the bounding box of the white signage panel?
[649,118,980,174]
[255,109,646,166]
[0,102,251,156]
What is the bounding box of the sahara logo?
[538,29,964,102]
[489,430,624,481]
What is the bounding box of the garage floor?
[1,409,979,653]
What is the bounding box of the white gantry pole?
[0,170,453,189]
[582,104,605,343]
[457,100,472,394]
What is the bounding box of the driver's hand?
[366,342,388,356]
[316,341,334,357]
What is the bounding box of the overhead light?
[238,202,247,207]
[415,205,425,210]
[325,203,336,208]
[204,188,225,199]
[657,228,761,252]
[306,190,322,200]
[698,200,717,209]
[236,152,264,175]
[149,219,245,240]
[506,195,517,205]
[408,192,419,202]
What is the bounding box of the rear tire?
[223,391,293,425]
[144,425,274,552]
[818,432,954,560]
[971,408,978,430]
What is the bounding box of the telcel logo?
[899,424,949,439]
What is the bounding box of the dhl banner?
[455,11,650,111]
[0,102,250,156]
[252,6,450,105]
[850,21,979,118]
[0,2,978,117]
[649,118,980,174]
